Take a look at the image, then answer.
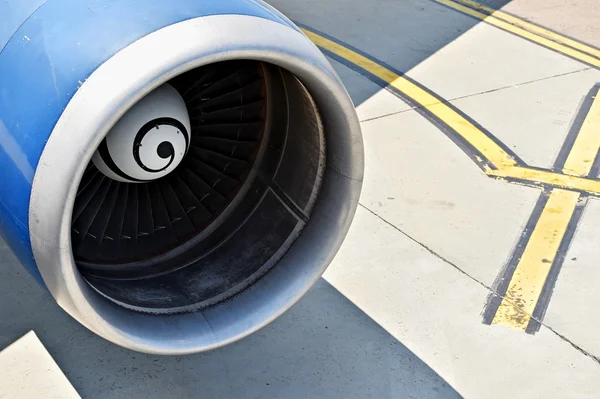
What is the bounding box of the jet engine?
[0,0,363,354]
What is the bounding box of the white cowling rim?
[29,14,363,355]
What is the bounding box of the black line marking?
[297,23,526,171]
[448,0,600,60]
[482,189,551,324]
[526,194,587,333]
[432,0,600,70]
[484,83,600,329]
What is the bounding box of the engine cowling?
[0,0,363,355]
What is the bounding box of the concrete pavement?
[1,0,599,397]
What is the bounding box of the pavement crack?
[544,324,600,366]
[446,67,593,103]
[358,203,492,292]
[359,67,592,123]
[360,202,600,365]
[360,108,416,123]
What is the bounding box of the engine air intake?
[72,61,326,313]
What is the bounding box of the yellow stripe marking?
[453,0,600,60]
[304,28,600,197]
[303,29,519,169]
[489,166,600,196]
[492,88,600,329]
[303,25,600,331]
[492,189,580,329]
[434,0,600,68]
[563,87,600,176]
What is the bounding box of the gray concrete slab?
[544,198,600,359]
[359,107,539,288]
[451,68,600,168]
[403,21,590,101]
[324,206,600,399]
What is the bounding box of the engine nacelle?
[0,0,363,355]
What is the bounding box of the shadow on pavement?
[269,0,510,107]
[0,240,460,399]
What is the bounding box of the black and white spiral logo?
[133,118,189,174]
[98,118,189,182]
[92,84,191,183]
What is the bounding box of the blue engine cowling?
[0,0,363,354]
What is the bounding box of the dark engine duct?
[0,0,363,354]
[76,61,327,313]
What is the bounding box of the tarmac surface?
[1,0,599,398]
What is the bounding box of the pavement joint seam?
[359,202,600,366]
[357,203,491,292]
[358,67,593,123]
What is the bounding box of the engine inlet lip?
[29,14,363,355]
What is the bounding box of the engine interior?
[71,61,326,313]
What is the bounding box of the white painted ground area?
[0,332,80,399]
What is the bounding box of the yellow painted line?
[304,27,600,195]
[492,189,580,329]
[453,0,600,60]
[303,25,600,332]
[302,28,519,169]
[491,88,600,329]
[490,166,600,196]
[434,0,600,68]
[491,89,600,193]
[563,87,600,176]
